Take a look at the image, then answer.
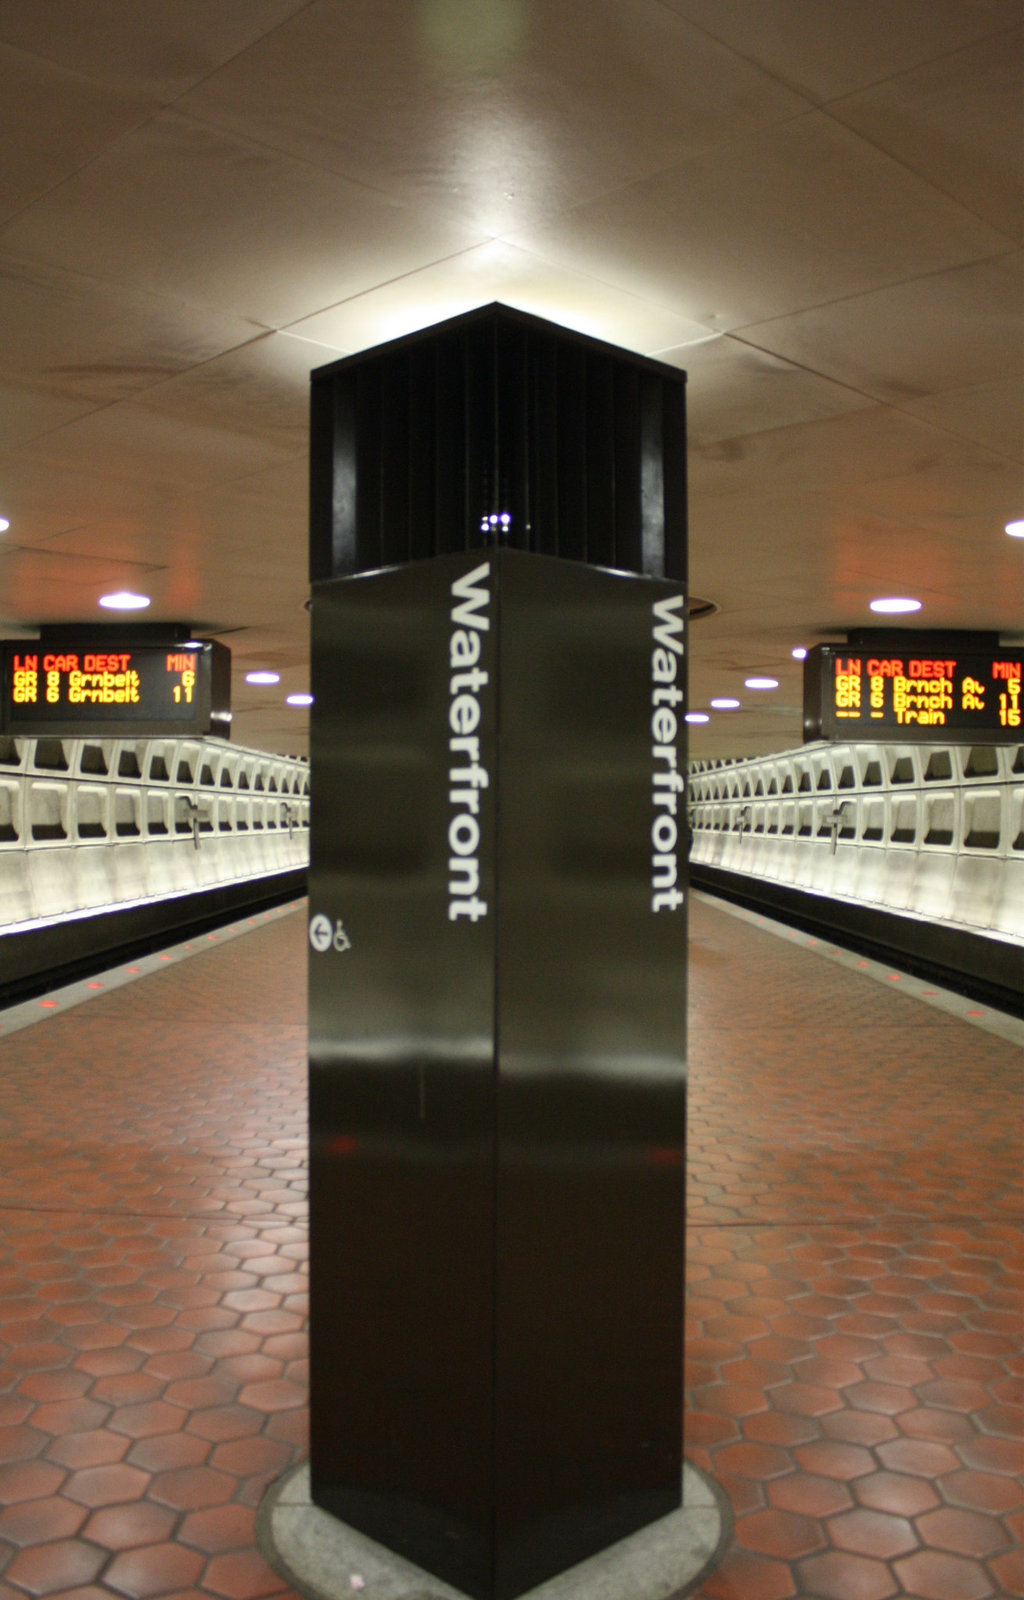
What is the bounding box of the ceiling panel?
[0,43,151,223]
[826,29,1024,243]
[0,451,184,548]
[831,449,1024,536]
[180,0,810,234]
[286,239,717,355]
[5,404,302,507]
[897,377,1024,462]
[0,0,311,98]
[507,111,1010,331]
[0,250,260,410]
[659,335,872,444]
[0,543,165,624]
[663,0,1022,102]
[688,402,1007,504]
[24,456,311,574]
[129,333,320,458]
[738,251,1024,406]
[0,386,96,453]
[0,111,485,329]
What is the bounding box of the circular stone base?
[257,1463,730,1600]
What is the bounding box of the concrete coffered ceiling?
[0,0,1021,756]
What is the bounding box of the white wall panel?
[689,738,1023,952]
[0,734,309,933]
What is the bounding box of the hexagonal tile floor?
[0,895,1020,1600]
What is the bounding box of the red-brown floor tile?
[3,900,1022,1600]
[103,1541,205,1597]
[829,1506,918,1559]
[62,1463,150,1509]
[916,1507,1008,1559]
[0,1462,66,1504]
[876,1437,961,1478]
[180,1504,257,1555]
[893,1548,995,1599]
[793,1439,875,1481]
[797,1549,900,1599]
[942,1467,1024,1515]
[4,1537,106,1595]
[82,1501,178,1551]
[988,1546,1024,1594]
[767,1473,854,1518]
[0,1495,86,1546]
[125,1433,211,1473]
[701,1546,797,1598]
[736,1506,825,1560]
[45,1430,130,1470]
[148,1466,237,1512]
[208,1439,292,1479]
[202,1547,291,1599]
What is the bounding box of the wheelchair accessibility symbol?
[309,913,352,954]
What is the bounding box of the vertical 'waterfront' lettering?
[447,563,491,921]
[650,595,685,912]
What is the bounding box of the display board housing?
[804,641,1023,743]
[1,637,231,738]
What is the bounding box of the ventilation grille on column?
[310,303,687,584]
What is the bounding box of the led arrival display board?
[0,638,231,738]
[804,642,1023,743]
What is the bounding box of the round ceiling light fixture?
[1006,519,1024,538]
[684,711,710,723]
[869,597,922,614]
[245,670,281,685]
[744,676,779,689]
[286,693,314,706]
[791,646,808,660]
[99,590,151,610]
[709,697,740,709]
[0,516,10,533]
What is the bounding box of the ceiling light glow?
[791,647,808,660]
[99,591,151,610]
[1006,519,1024,538]
[286,693,314,706]
[709,697,741,709]
[245,670,281,685]
[744,676,779,689]
[0,516,9,533]
[869,597,921,614]
[684,712,710,723]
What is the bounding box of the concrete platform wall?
[689,739,1023,947]
[0,732,310,933]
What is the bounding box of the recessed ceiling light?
[99,591,151,610]
[744,676,779,690]
[709,697,740,709]
[0,516,9,533]
[1006,519,1024,538]
[791,646,808,660]
[245,670,281,685]
[286,693,314,706]
[869,597,921,614]
[684,712,710,723]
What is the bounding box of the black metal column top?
[309,303,687,585]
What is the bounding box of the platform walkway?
[0,897,1020,1600]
